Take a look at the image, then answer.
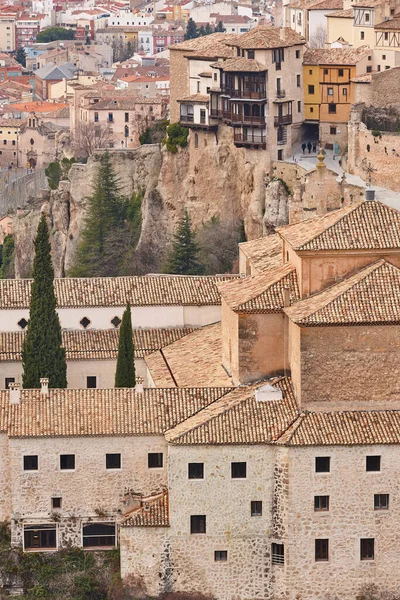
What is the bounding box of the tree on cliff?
[22,215,67,389]
[74,122,112,158]
[70,151,127,277]
[184,18,199,40]
[0,235,15,279]
[115,304,136,387]
[163,210,205,275]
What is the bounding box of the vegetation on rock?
[198,216,243,274]
[0,234,15,279]
[45,158,76,190]
[22,215,67,389]
[164,210,204,275]
[115,304,136,388]
[139,120,169,145]
[36,26,75,42]
[164,123,188,153]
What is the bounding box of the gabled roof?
[303,46,370,65]
[285,259,400,326]
[121,491,169,527]
[239,233,282,274]
[211,57,268,72]
[326,7,353,16]
[227,26,305,49]
[165,377,298,445]
[34,62,77,80]
[375,14,400,29]
[277,200,400,251]
[170,33,238,59]
[218,263,299,313]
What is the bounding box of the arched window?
[30,138,34,145]
[194,133,198,148]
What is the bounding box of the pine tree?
[0,234,15,279]
[214,21,226,32]
[198,25,206,36]
[16,47,26,67]
[115,304,136,387]
[204,23,213,35]
[22,215,67,389]
[70,151,126,277]
[184,18,198,40]
[163,209,205,275]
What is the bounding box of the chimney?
[365,188,375,201]
[255,383,283,402]
[9,382,21,405]
[40,377,49,396]
[135,381,144,394]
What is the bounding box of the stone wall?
[0,434,11,522]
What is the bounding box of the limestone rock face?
[263,179,289,234]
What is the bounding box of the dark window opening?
[272,543,284,565]
[231,462,246,478]
[125,112,129,122]
[24,525,56,550]
[83,523,116,548]
[18,318,28,329]
[296,49,300,58]
[148,453,163,468]
[278,149,283,160]
[330,126,337,135]
[191,515,206,534]
[111,316,121,327]
[296,74,301,87]
[251,501,262,516]
[80,317,90,329]
[5,377,15,389]
[24,455,38,471]
[314,496,329,511]
[308,85,315,94]
[374,494,389,510]
[188,463,204,479]
[315,457,330,472]
[338,68,344,76]
[52,497,62,509]
[366,456,381,471]
[215,550,227,561]
[60,454,75,470]
[106,453,121,469]
[315,539,329,561]
[248,50,254,59]
[361,538,374,560]
[86,376,97,389]
[328,103,337,114]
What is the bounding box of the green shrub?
[164,123,188,153]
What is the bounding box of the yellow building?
[303,46,371,150]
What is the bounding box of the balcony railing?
[180,114,194,123]
[231,113,265,125]
[234,131,266,147]
[272,553,285,565]
[210,108,222,118]
[276,89,286,98]
[274,114,292,126]
[222,109,231,121]
[221,87,266,100]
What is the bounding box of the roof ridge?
[236,263,296,311]
[298,201,363,250]
[275,412,304,445]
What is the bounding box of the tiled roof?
[307,0,343,9]
[326,7,353,16]
[165,377,298,445]
[170,33,238,58]
[146,323,234,388]
[211,57,268,72]
[303,46,371,65]
[177,94,209,103]
[0,275,236,309]
[351,72,372,82]
[285,259,400,326]
[6,387,232,438]
[277,410,400,446]
[0,328,196,362]
[228,26,305,49]
[121,491,169,527]
[218,263,299,313]
[375,15,400,29]
[239,233,282,274]
[277,200,400,251]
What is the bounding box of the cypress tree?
[22,215,67,389]
[115,304,136,388]
[163,209,205,275]
[184,18,198,40]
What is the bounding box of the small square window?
[60,454,75,470]
[251,501,262,516]
[111,316,121,327]
[248,50,254,59]
[231,462,246,478]
[106,453,121,469]
[315,457,330,472]
[374,494,389,510]
[324,69,328,75]
[86,376,97,389]
[215,550,227,561]
[328,87,334,95]
[80,317,90,329]
[328,103,337,114]
[5,377,15,389]
[148,453,163,468]
[52,497,62,509]
[314,496,329,511]
[366,66,372,73]
[296,49,300,58]
[360,31,365,40]
[309,69,312,75]
[18,318,28,329]
[310,107,314,113]
[24,455,38,471]
[272,543,284,565]
[361,538,374,560]
[190,515,206,534]
[338,68,344,76]
[366,456,381,471]
[315,539,329,561]
[188,463,204,479]
[382,54,386,59]
[330,126,337,135]
[308,85,315,94]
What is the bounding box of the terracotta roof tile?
[165,377,298,445]
[375,14,400,28]
[177,93,209,103]
[0,275,236,309]
[218,263,299,313]
[170,33,238,58]
[277,200,400,251]
[303,46,371,65]
[6,387,232,438]
[285,259,400,325]
[121,491,169,527]
[211,57,268,72]
[228,26,305,49]
[326,7,353,16]
[239,233,282,274]
[146,323,234,388]
[0,328,196,362]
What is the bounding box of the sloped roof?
[121,491,169,527]
[239,233,282,274]
[34,62,77,80]
[165,377,298,445]
[0,275,237,309]
[218,263,299,313]
[227,26,305,49]
[211,57,268,72]
[304,46,371,65]
[277,200,400,251]
[170,33,238,59]
[326,7,353,16]
[145,323,234,388]
[285,259,400,326]
[375,14,400,29]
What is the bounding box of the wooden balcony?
[180,114,193,123]
[231,113,265,125]
[210,108,222,118]
[221,87,266,100]
[234,131,266,149]
[274,114,292,126]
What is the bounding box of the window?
[368,55,372,60]
[343,88,347,96]
[108,113,113,122]
[366,66,372,73]
[385,65,390,69]
[197,81,200,93]
[365,12,370,21]
[248,50,254,59]
[278,149,283,160]
[213,72,217,81]
[200,109,206,124]
[328,104,337,114]
[125,112,129,122]
[12,140,15,146]
[377,65,381,71]
[125,125,129,137]
[86,376,97,389]
[374,494,389,510]
[382,54,386,59]
[24,524,56,550]
[296,74,301,87]
[360,31,365,40]
[5,377,15,389]
[60,454,75,470]
[52,497,62,509]
[330,126,337,135]
[338,68,344,76]
[297,100,301,112]
[324,69,328,75]
[272,543,284,565]
[148,453,163,468]
[106,453,121,469]
[215,550,227,561]
[316,457,330,472]
[188,462,204,479]
[30,138,34,145]
[24,455,38,471]
[309,69,313,74]
[360,538,374,560]
[328,87,334,95]
[310,107,314,113]
[190,515,206,534]
[3,140,6,145]
[83,523,116,548]
[251,501,262,516]
[94,112,99,122]
[314,496,329,511]
[366,456,381,471]
[308,85,315,94]
[80,317,90,329]
[296,49,300,58]
[315,539,329,561]
[231,462,246,478]
[111,316,121,327]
